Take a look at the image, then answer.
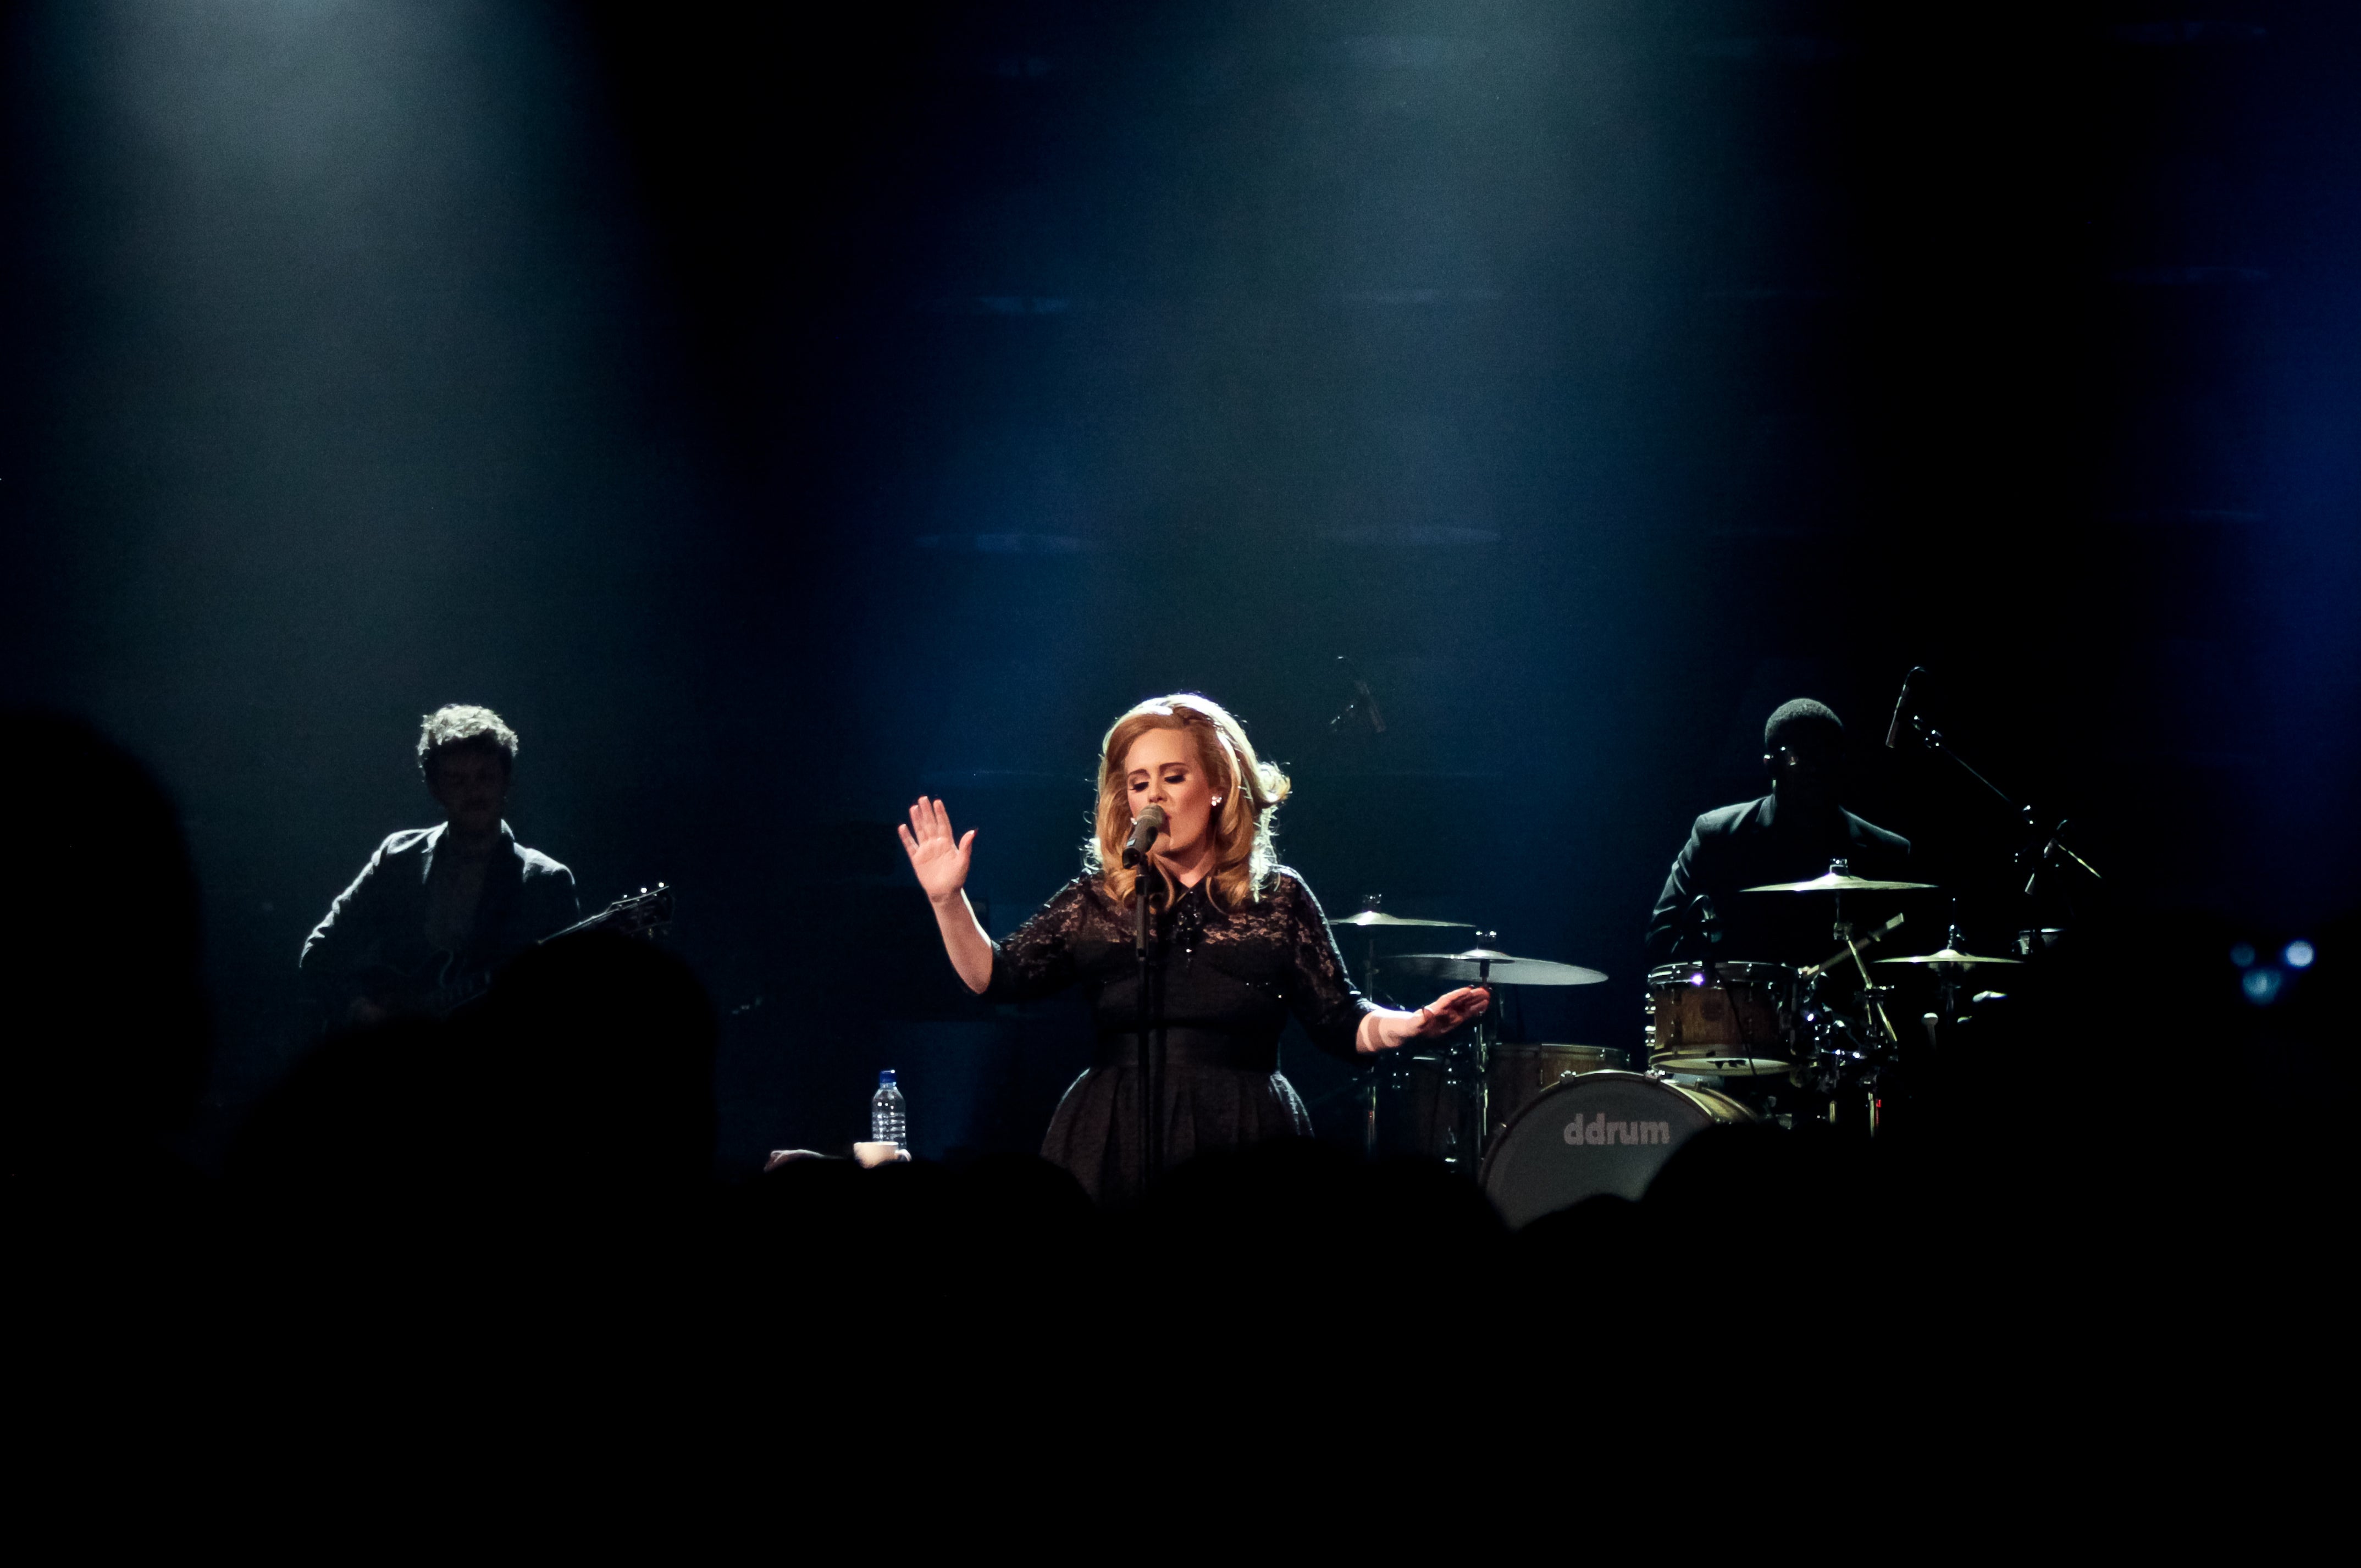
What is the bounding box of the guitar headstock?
[598,882,676,939]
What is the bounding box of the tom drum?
[1484,1043,1630,1140]
[1645,961,1801,1077]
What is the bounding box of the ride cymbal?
[1740,872,1939,894]
[1385,951,1608,987]
[1874,947,2022,966]
[1335,910,1477,928]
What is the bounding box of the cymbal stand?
[1463,942,1497,1167]
[1933,901,1970,1020]
[1357,899,1390,1161]
[1822,872,1898,1043]
[1842,940,1903,1048]
[1811,874,1898,1134]
[1358,932,1500,1170]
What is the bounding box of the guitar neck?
[428,886,674,1017]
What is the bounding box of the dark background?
[4,1,2354,1170]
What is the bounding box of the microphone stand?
[1297,655,1385,769]
[1895,712,2105,900]
[1133,868,1162,1198]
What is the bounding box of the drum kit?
[1348,862,2032,1227]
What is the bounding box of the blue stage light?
[2284,940,2315,969]
[2229,943,2256,968]
[2241,968,2283,1005]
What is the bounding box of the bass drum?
[1478,1070,1752,1228]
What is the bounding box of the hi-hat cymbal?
[1336,910,1477,929]
[1740,872,1939,894]
[1875,947,2022,967]
[1385,950,1608,987]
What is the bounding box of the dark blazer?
[300,821,578,1000]
[1646,794,1911,963]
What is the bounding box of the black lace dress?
[985,868,1375,1201]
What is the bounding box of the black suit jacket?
[300,821,579,1004]
[1646,794,1911,964]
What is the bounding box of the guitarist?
[301,705,579,1027]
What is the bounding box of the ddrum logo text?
[1563,1113,1672,1147]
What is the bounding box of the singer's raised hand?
[900,796,993,995]
[898,796,975,905]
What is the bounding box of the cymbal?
[1740,872,1939,894]
[1336,910,1476,929]
[1875,948,2022,967]
[1385,950,1608,987]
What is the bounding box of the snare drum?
[1645,961,1800,1077]
[1479,1070,1752,1228]
[1485,1043,1629,1140]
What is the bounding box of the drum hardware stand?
[1430,934,1497,1170]
[1848,956,1904,1049]
[1363,1049,1422,1162]
[1787,870,1908,1136]
[1813,863,1906,1050]
[1354,899,1391,1161]
[1354,900,1392,1161]
[1797,911,1906,984]
[1362,935,1499,1167]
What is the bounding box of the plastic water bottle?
[870,1070,908,1151]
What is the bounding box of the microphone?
[1329,656,1387,735]
[1121,804,1168,868]
[1884,667,1926,750]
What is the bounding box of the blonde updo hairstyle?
[1087,694,1291,910]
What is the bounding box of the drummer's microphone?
[1693,895,1723,983]
[1694,894,1724,947]
[1121,805,1168,868]
[1884,667,1926,750]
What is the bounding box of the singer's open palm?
[898,796,975,903]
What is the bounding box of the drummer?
[1645,699,1912,965]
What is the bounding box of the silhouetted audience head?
[231,931,714,1233]
[1,710,208,1182]
[460,928,718,1199]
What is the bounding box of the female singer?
[898,693,1490,1201]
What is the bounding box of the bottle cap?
[878,1069,897,1087]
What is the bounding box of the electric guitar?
[357,883,676,1021]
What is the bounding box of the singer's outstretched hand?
[898,796,974,906]
[1407,985,1492,1038]
[1358,984,1491,1053]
